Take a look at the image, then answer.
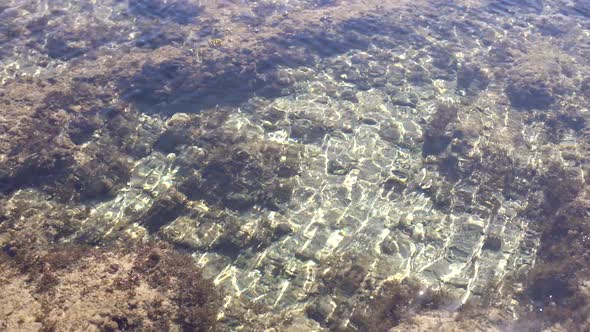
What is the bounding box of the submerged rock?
[391,91,419,108]
[2,1,590,331]
[457,63,490,94]
[422,101,459,156]
[379,120,402,144]
[0,240,222,331]
[505,43,576,110]
[140,189,187,232]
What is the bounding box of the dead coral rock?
[67,114,101,145]
[128,0,203,25]
[307,255,448,329]
[176,129,302,212]
[506,74,555,110]
[213,214,278,254]
[520,192,590,329]
[457,63,490,94]
[505,43,577,110]
[154,111,229,154]
[571,2,590,18]
[0,269,44,332]
[58,146,133,201]
[140,189,187,232]
[161,207,286,255]
[322,260,370,296]
[541,161,584,212]
[482,235,502,252]
[132,243,222,331]
[0,190,88,246]
[422,101,459,157]
[0,107,76,194]
[290,117,333,143]
[134,23,188,49]
[0,241,222,331]
[582,77,590,99]
[349,278,454,331]
[25,14,124,62]
[0,91,141,202]
[327,158,355,176]
[391,307,512,332]
[379,120,402,144]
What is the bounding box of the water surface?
[1,0,590,330]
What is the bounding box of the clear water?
[1,0,590,330]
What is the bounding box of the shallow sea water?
[2,0,590,330]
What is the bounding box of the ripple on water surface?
[1,0,590,330]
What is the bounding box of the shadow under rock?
[24,15,122,61]
[119,12,424,114]
[117,57,293,115]
[486,0,544,15]
[269,14,418,58]
[128,0,202,25]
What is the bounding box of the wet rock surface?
[0,238,221,332]
[1,0,590,331]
